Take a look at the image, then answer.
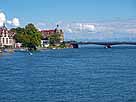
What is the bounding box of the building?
[40,25,64,47]
[41,25,64,42]
[0,24,15,48]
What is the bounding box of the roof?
[40,30,55,38]
[41,30,55,33]
[0,27,15,37]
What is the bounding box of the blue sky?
[0,0,136,41]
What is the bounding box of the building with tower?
[41,25,64,47]
[0,23,15,48]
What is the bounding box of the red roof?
[40,30,55,38]
[0,27,15,37]
[41,30,55,33]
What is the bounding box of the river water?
[0,46,136,102]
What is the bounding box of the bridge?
[66,41,136,48]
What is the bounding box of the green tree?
[48,33,61,45]
[25,23,42,47]
[11,23,42,50]
[11,27,25,43]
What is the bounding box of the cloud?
[64,23,96,33]
[67,28,73,33]
[7,18,20,27]
[0,11,20,27]
[0,11,6,26]
[66,20,136,41]
[12,18,20,26]
[37,21,96,33]
[78,23,95,32]
[36,19,136,41]
[37,19,136,35]
[94,20,136,34]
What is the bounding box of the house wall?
[0,30,15,48]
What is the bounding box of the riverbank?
[0,43,78,53]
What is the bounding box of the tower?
[54,24,60,33]
[2,23,7,30]
[55,24,64,42]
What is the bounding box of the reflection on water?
[0,46,136,102]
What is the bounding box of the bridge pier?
[105,45,112,48]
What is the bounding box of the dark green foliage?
[48,33,61,45]
[11,23,42,50]
[59,43,66,48]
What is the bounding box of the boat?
[28,52,33,55]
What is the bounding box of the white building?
[0,24,15,48]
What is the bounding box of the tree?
[48,33,61,45]
[11,23,42,50]
[11,27,25,43]
[25,23,42,48]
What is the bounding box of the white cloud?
[0,11,6,26]
[37,20,136,36]
[37,22,96,34]
[12,18,20,26]
[79,24,95,31]
[66,28,73,33]
[0,11,20,27]
[36,20,136,41]
[94,20,136,34]
[7,18,20,26]
[64,23,96,33]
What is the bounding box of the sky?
[0,0,136,41]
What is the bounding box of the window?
[3,38,4,44]
[6,38,8,44]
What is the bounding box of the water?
[0,46,136,102]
